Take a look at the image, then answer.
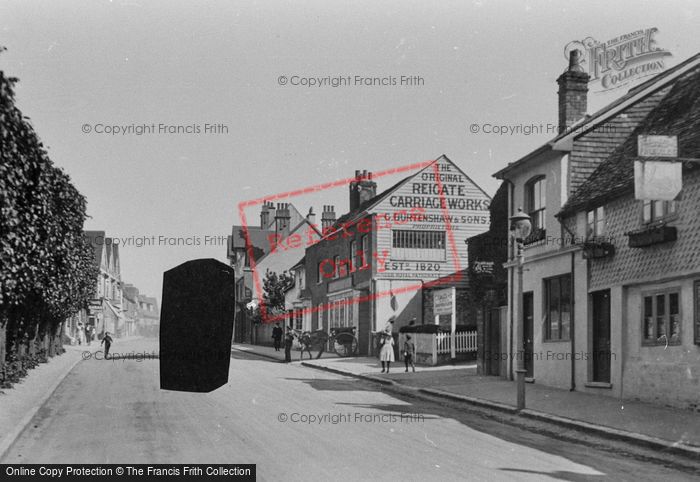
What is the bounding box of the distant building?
[137,294,160,338]
[122,284,140,337]
[284,257,311,332]
[122,284,160,337]
[66,231,124,341]
[227,202,320,343]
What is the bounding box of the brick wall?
[305,214,374,330]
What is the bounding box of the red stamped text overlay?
[238,159,464,324]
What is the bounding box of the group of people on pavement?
[75,322,114,358]
[378,316,416,374]
[75,322,95,346]
[271,316,418,372]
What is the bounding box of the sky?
[1,0,699,302]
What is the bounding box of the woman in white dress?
[379,333,395,373]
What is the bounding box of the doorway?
[487,307,501,376]
[591,290,611,383]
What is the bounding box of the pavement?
[3,338,698,480]
[0,336,145,460]
[0,344,84,459]
[232,342,700,459]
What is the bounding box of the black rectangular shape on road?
[1,464,255,480]
[159,258,235,392]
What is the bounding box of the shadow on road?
[281,371,700,480]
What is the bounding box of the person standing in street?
[85,324,92,346]
[379,332,394,373]
[77,322,85,346]
[403,335,416,373]
[284,326,295,363]
[101,331,113,359]
[272,323,283,351]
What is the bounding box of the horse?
[297,329,329,360]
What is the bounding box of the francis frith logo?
[565,28,672,92]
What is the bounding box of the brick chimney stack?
[321,205,336,230]
[260,201,275,229]
[275,202,291,236]
[557,49,590,134]
[349,169,377,211]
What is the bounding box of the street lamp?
[510,207,531,410]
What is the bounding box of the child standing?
[101,331,113,359]
[403,335,416,373]
[379,333,395,373]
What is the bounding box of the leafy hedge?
[1,50,98,388]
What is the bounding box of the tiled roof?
[559,64,700,216]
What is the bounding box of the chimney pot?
[568,49,584,72]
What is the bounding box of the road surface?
[2,339,697,481]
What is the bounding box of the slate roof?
[559,63,700,217]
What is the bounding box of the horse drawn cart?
[297,326,358,359]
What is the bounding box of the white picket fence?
[435,331,477,355]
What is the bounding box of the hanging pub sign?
[637,135,678,157]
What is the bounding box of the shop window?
[642,288,681,345]
[642,200,677,224]
[544,274,571,341]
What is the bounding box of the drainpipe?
[507,180,515,381]
[570,250,576,391]
[559,214,577,391]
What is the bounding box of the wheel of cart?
[331,326,358,357]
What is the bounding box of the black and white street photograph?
[1,1,700,480]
